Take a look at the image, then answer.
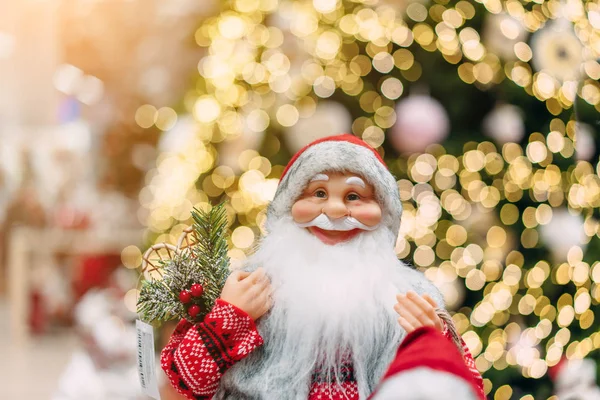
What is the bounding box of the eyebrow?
[346,176,365,188]
[309,173,329,182]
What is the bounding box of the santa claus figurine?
[161,134,485,399]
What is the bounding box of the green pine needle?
[137,203,231,324]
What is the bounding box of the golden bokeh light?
[121,245,142,269]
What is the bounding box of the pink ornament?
[482,104,525,144]
[390,95,450,154]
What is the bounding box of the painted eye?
[314,189,327,198]
[347,193,360,201]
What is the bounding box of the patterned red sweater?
[161,299,485,400]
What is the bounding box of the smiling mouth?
[307,226,361,245]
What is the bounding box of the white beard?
[217,217,431,399]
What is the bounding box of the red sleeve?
[441,321,486,400]
[160,299,264,399]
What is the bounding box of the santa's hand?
[394,291,443,333]
[220,268,272,321]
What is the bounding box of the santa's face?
[290,171,382,245]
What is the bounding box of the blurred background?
[0,0,599,399]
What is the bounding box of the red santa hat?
[550,356,600,400]
[370,327,484,400]
[548,357,567,382]
[267,134,403,239]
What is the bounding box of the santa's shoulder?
[392,260,445,309]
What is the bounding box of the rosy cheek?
[350,202,382,227]
[291,199,321,223]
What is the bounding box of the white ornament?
[531,19,584,82]
[390,95,450,154]
[284,101,352,153]
[539,208,587,261]
[575,123,596,161]
[482,104,525,144]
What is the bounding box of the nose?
[322,198,349,220]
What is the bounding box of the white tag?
[136,320,162,400]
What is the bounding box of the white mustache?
[295,213,379,231]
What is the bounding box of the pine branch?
[137,276,182,322]
[137,203,231,324]
[190,203,231,314]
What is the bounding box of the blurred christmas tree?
[140,0,600,398]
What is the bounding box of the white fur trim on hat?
[266,140,402,241]
[372,368,478,400]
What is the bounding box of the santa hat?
[548,357,568,383]
[370,327,484,400]
[550,356,600,398]
[267,134,402,240]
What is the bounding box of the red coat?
[161,299,484,399]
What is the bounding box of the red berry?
[179,290,192,304]
[191,283,204,297]
[188,305,201,318]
